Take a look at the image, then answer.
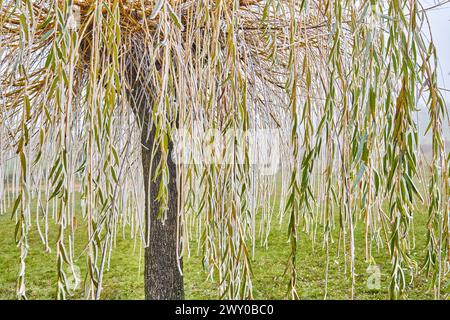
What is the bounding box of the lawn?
[0,196,439,300]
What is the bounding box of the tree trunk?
[141,125,184,300]
[126,53,184,300]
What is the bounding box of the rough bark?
[140,124,184,300]
[126,52,184,300]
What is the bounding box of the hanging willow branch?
[0,0,448,300]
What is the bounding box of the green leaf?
[150,0,165,19]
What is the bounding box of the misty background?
[418,0,450,150]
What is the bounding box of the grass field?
[0,198,440,300]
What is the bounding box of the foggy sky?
[418,0,450,144]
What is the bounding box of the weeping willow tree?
[0,0,449,300]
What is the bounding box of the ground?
[0,197,443,300]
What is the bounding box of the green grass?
[0,198,439,300]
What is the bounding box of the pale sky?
[418,0,450,144]
[422,0,450,90]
